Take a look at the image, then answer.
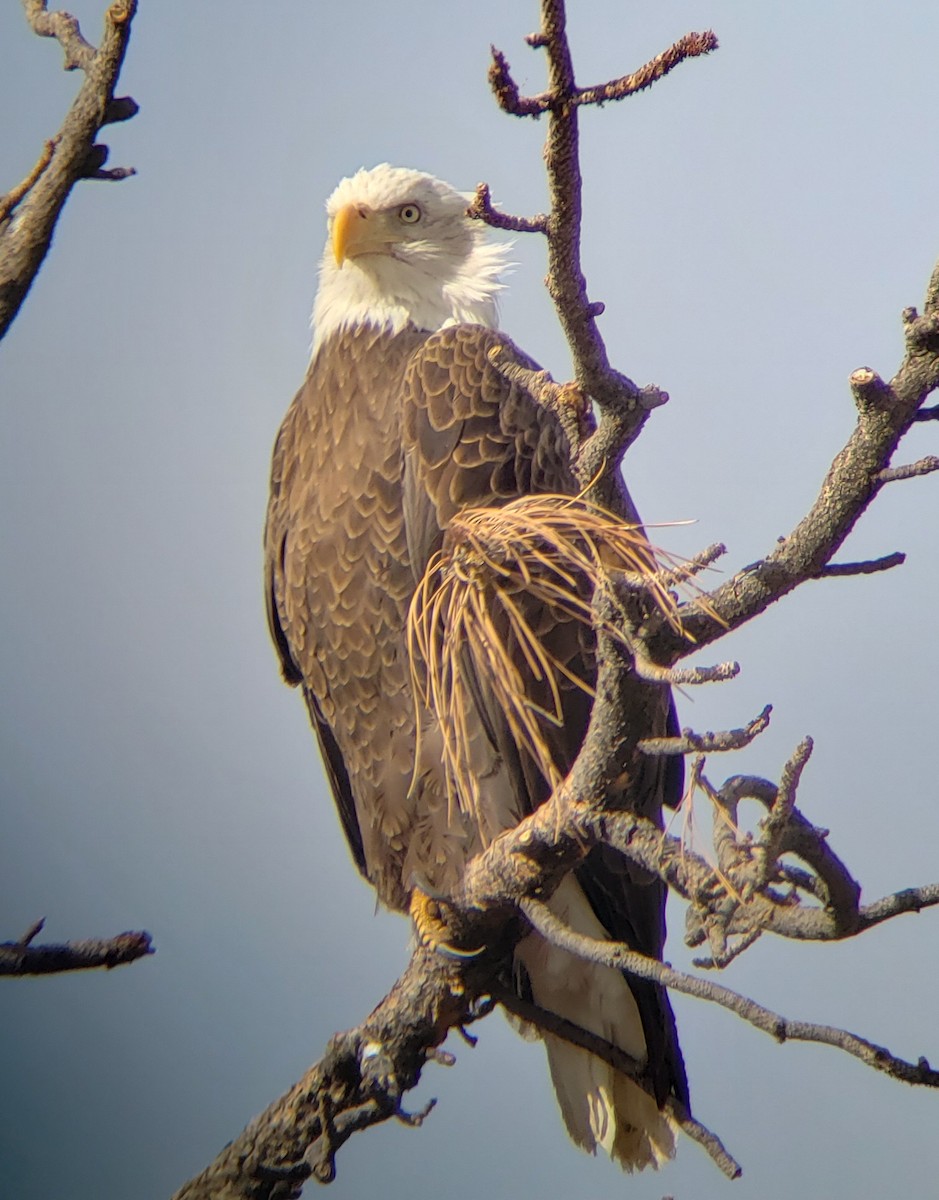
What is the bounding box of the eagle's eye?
[398,203,422,225]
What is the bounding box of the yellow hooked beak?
[332,203,389,266]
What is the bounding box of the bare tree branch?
[631,652,739,687]
[487,29,717,116]
[173,583,730,1193]
[485,344,590,452]
[572,31,719,107]
[0,922,153,975]
[641,299,939,663]
[520,897,939,1088]
[650,540,728,587]
[479,7,717,516]
[0,1,139,342]
[0,5,151,991]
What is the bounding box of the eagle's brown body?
[265,316,688,1167]
[266,322,573,907]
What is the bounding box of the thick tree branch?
[173,586,718,1194]
[0,1,139,341]
[172,947,499,1199]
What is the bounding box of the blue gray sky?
[1,2,938,1198]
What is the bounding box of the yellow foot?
[409,884,484,960]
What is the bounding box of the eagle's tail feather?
[513,875,678,1171]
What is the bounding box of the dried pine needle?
[407,493,718,819]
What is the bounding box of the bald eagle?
[264,164,688,1169]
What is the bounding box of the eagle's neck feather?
[310,237,509,358]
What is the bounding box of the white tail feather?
[514,876,678,1170]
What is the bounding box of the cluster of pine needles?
[407,493,714,817]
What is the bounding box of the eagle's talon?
[409,885,484,959]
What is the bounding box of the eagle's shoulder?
[404,323,540,411]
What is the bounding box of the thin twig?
[653,541,727,587]
[573,31,719,106]
[0,139,56,223]
[877,456,939,485]
[494,984,645,1080]
[639,705,772,755]
[486,344,589,449]
[692,927,763,970]
[632,654,739,686]
[857,884,939,931]
[665,1097,741,1180]
[759,737,814,876]
[815,552,906,578]
[18,916,46,946]
[466,182,548,234]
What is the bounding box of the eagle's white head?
[311,164,511,357]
